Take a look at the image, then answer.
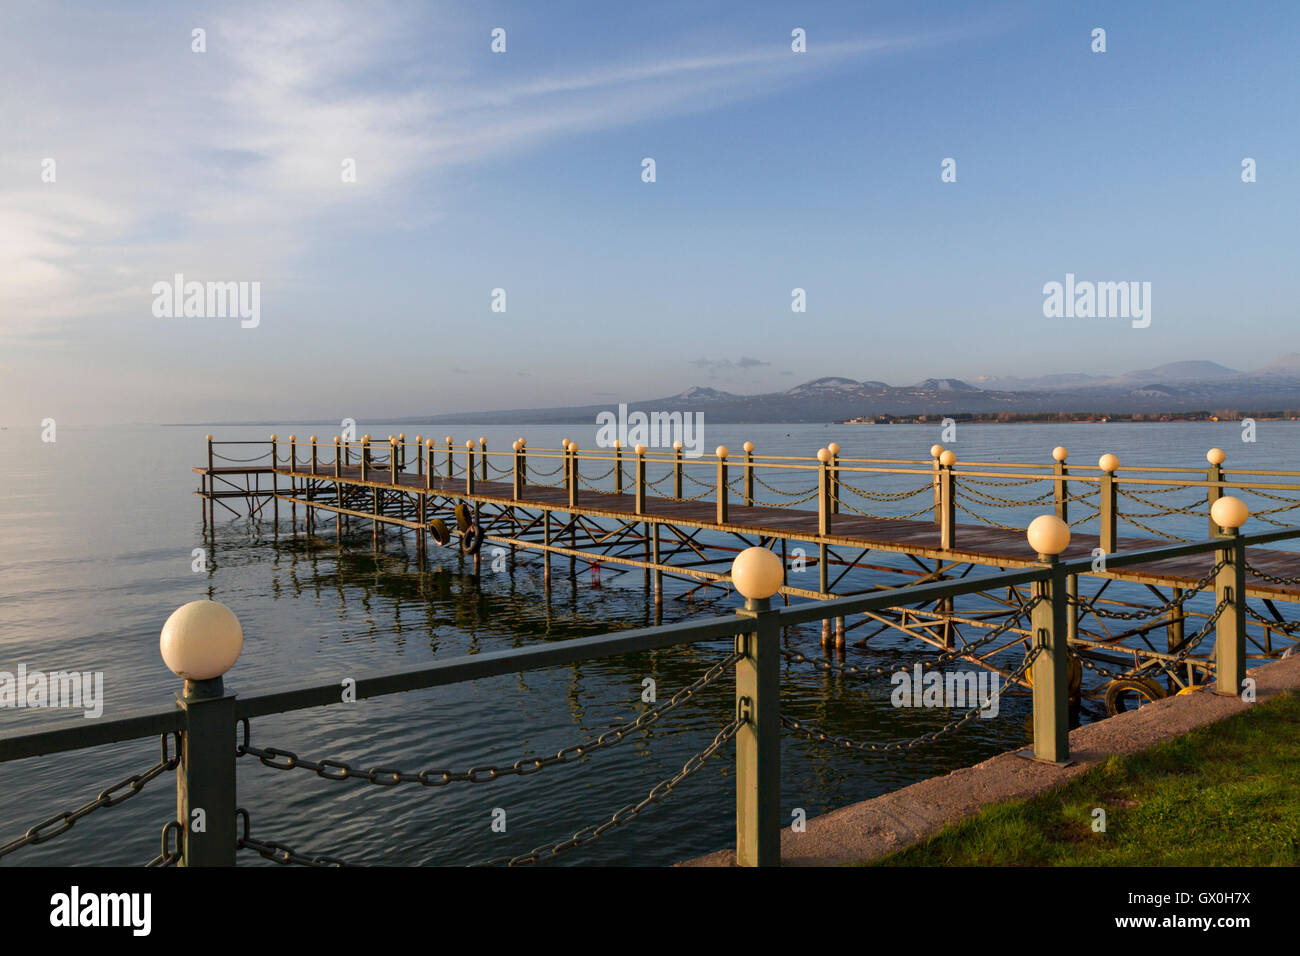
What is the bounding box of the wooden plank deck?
[263,463,1300,602]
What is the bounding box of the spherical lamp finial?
[479,436,487,445]
[715,445,729,459]
[466,440,475,449]
[444,436,453,445]
[512,440,521,451]
[160,600,243,682]
[1026,515,1071,557]
[743,441,755,453]
[1052,446,1068,462]
[1098,453,1119,473]
[269,434,277,442]
[817,448,831,463]
[1207,447,1226,465]
[635,444,647,456]
[672,440,683,451]
[827,442,840,456]
[569,442,579,452]
[939,450,957,467]
[929,444,944,459]
[1210,496,1249,531]
[730,547,783,602]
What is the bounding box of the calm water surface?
[1,421,1296,865]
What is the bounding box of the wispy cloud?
[0,1,946,345]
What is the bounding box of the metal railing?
[3,519,1290,867]
[203,436,1300,552]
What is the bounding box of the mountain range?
[397,354,1300,425]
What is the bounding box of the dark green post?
[817,451,831,536]
[742,442,754,506]
[574,447,585,512]
[939,455,955,550]
[512,441,522,500]
[479,438,488,481]
[1207,449,1225,538]
[614,443,624,496]
[1212,501,1247,697]
[466,442,475,495]
[735,595,780,867]
[635,447,646,514]
[1098,454,1118,553]
[176,676,237,866]
[673,443,683,499]
[1030,551,1069,764]
[716,448,728,524]
[1052,447,1069,522]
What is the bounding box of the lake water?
[2,421,1297,866]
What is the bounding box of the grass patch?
[875,691,1300,866]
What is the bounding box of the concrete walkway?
[681,653,1300,866]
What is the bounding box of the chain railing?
[3,516,1294,867]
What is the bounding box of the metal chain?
[1244,604,1300,634]
[952,499,1023,531]
[236,808,356,866]
[237,652,742,786]
[0,733,180,860]
[1076,598,1228,679]
[838,480,933,502]
[1069,560,1225,619]
[1116,512,1193,542]
[783,646,1042,753]
[478,717,742,866]
[144,820,183,867]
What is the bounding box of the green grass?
[875,691,1300,866]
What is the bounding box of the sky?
[1,0,1298,424]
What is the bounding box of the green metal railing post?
[716,449,728,524]
[1207,451,1225,538]
[939,462,955,550]
[1214,527,1246,697]
[446,437,454,479]
[829,444,840,515]
[176,677,237,867]
[735,596,780,867]
[1053,455,1069,522]
[931,446,942,523]
[635,447,646,515]
[480,438,488,481]
[414,436,422,479]
[512,443,522,500]
[614,443,624,496]
[466,442,476,495]
[673,443,683,499]
[361,436,370,482]
[390,437,398,484]
[1030,556,1069,764]
[425,440,433,491]
[574,447,585,512]
[817,450,831,536]
[398,433,406,471]
[743,442,754,506]
[1099,457,1118,553]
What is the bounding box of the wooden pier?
[194,434,1300,711]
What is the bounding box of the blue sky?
[2,0,1297,423]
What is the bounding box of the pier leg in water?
[835,616,845,650]
[652,523,662,605]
